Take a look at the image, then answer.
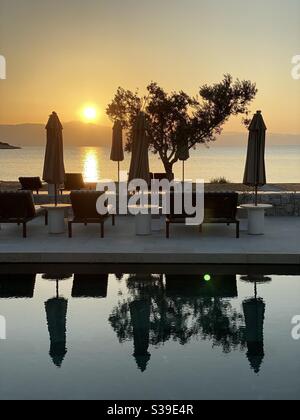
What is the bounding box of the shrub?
[210,177,231,184]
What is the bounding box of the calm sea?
[0,145,299,183]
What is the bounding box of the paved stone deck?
[0,216,299,265]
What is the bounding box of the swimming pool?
[0,265,299,400]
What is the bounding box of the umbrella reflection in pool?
[43,274,71,368]
[241,275,272,374]
[130,299,151,372]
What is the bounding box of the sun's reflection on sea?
[82,148,100,182]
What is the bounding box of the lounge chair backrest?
[167,192,238,220]
[0,191,36,219]
[64,173,85,190]
[70,191,106,219]
[168,191,197,218]
[19,177,43,191]
[204,192,238,220]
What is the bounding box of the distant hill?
[214,131,300,147]
[0,122,299,147]
[0,122,112,147]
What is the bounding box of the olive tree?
[106,75,257,177]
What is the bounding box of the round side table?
[41,204,71,234]
[128,205,160,236]
[240,204,273,235]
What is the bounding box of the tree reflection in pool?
[108,273,269,374]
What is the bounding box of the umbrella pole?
[54,184,58,207]
[254,282,257,300]
[56,280,59,299]
[118,161,120,187]
[182,161,185,184]
[255,186,258,207]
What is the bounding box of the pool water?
[0,269,299,400]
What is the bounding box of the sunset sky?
[0,0,299,134]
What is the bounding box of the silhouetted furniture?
[19,177,43,194]
[203,192,240,237]
[68,191,115,238]
[60,173,86,194]
[72,274,108,298]
[0,191,48,237]
[166,192,240,238]
[0,274,36,298]
[165,275,238,298]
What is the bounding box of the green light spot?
[204,274,211,282]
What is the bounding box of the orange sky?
[0,0,299,134]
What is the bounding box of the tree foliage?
[107,75,257,176]
[108,275,246,355]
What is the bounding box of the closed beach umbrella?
[44,278,68,368]
[130,299,151,372]
[243,111,267,205]
[110,121,124,185]
[43,112,65,205]
[45,297,68,368]
[128,112,150,185]
[242,297,265,374]
[241,276,270,374]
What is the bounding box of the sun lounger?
[68,190,115,238]
[166,192,240,238]
[60,173,86,194]
[19,177,43,194]
[0,191,48,237]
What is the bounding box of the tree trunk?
[161,158,174,180]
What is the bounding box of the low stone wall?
[33,191,300,217]
[238,192,300,216]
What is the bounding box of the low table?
[128,205,160,236]
[240,204,273,235]
[152,215,164,232]
[41,204,71,234]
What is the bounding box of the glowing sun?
[81,106,99,122]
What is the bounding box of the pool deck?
[0,216,299,265]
